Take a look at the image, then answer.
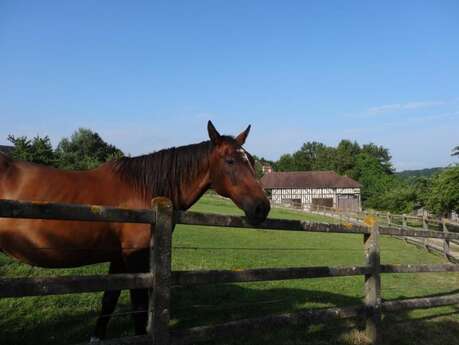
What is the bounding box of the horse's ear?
[208,120,222,144]
[235,124,251,146]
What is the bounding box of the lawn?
[1,194,458,345]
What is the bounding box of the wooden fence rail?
[310,204,459,231]
[0,198,459,345]
[2,263,459,299]
[311,205,459,262]
[0,199,155,223]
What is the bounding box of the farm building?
[261,171,361,211]
[261,164,273,174]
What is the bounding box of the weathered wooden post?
[422,215,428,230]
[422,215,429,249]
[148,197,173,345]
[402,214,407,228]
[364,216,381,344]
[442,219,450,260]
[386,212,391,225]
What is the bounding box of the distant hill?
[0,145,14,155]
[396,167,444,179]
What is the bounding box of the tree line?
[4,129,458,217]
[6,128,123,170]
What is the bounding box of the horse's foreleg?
[129,288,149,335]
[92,260,124,341]
[125,250,149,335]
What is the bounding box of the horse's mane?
[0,152,11,162]
[112,140,213,203]
[0,152,12,171]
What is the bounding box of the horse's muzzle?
[246,200,270,226]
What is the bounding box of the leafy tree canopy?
[7,134,57,166]
[271,140,393,178]
[275,153,298,172]
[6,129,123,170]
[426,165,459,216]
[352,153,393,208]
[56,128,124,170]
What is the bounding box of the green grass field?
[1,195,458,345]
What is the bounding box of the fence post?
[364,218,381,344]
[402,214,407,228]
[442,219,450,260]
[422,215,428,230]
[148,197,173,345]
[401,214,410,245]
[422,215,429,250]
[386,212,391,225]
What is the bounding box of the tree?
[312,146,337,171]
[426,165,459,216]
[7,134,57,166]
[273,142,339,172]
[295,141,338,171]
[274,153,297,172]
[295,142,325,170]
[410,176,432,209]
[361,143,393,174]
[56,128,124,170]
[335,140,361,176]
[352,153,392,208]
[375,180,418,214]
[292,150,313,171]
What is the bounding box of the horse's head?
[207,121,270,225]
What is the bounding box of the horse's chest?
[118,223,151,255]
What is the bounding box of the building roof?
[0,145,14,155]
[260,171,361,189]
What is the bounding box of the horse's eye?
[225,158,235,165]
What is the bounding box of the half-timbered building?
[261,171,361,211]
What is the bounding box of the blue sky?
[1,1,458,171]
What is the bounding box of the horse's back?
[1,158,110,203]
[0,158,148,268]
[0,152,19,199]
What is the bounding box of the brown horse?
[0,121,270,341]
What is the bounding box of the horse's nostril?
[255,202,268,218]
[246,201,269,225]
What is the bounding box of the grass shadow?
[0,297,135,345]
[380,290,459,345]
[1,283,459,345]
[171,282,363,329]
[171,282,366,345]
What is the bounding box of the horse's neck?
[114,142,213,211]
[175,168,211,210]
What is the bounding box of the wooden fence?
[1,198,459,345]
[311,205,459,263]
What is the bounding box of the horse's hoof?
[90,336,101,343]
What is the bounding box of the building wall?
[268,187,361,211]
